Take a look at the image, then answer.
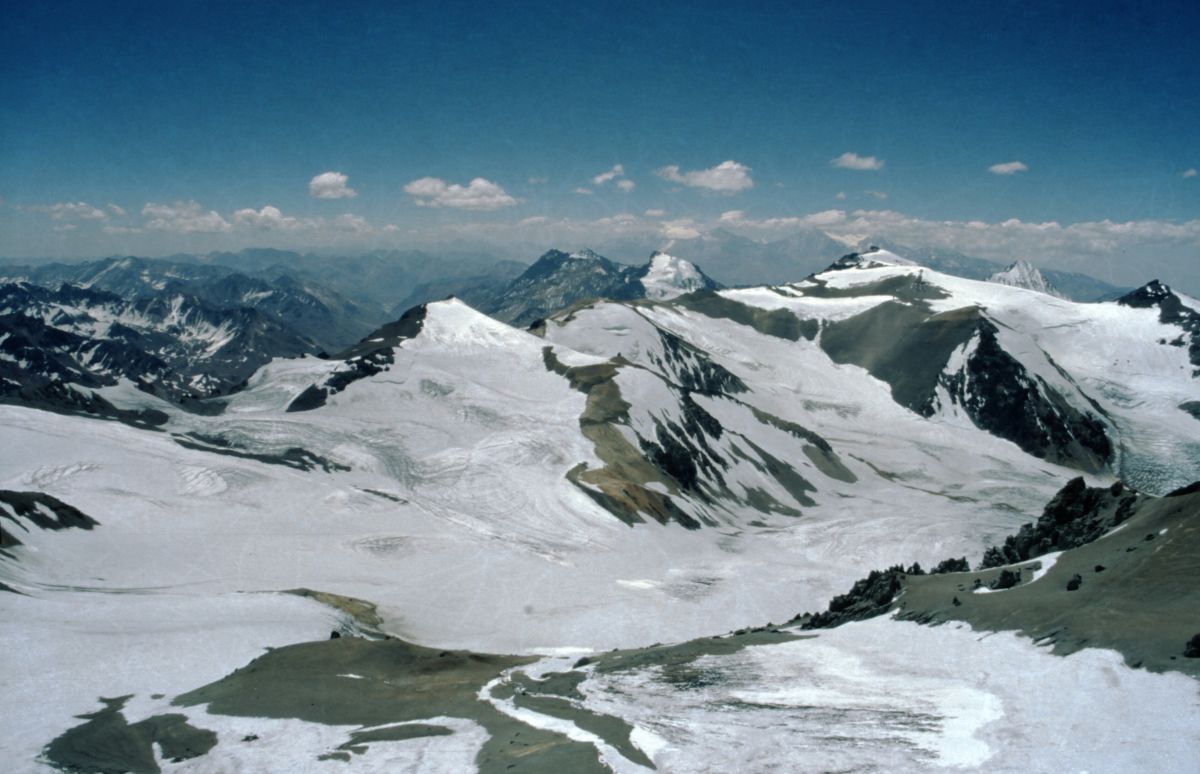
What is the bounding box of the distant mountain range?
[481,249,719,327]
[1,255,377,353]
[0,280,314,421]
[649,230,1128,301]
[0,237,1155,428]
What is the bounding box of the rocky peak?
[1117,279,1173,309]
[988,259,1061,296]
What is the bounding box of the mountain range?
[1,242,1197,771]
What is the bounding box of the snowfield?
[569,617,1200,773]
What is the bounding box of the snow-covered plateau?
[1,250,1197,772]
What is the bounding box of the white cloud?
[573,187,594,195]
[656,160,754,192]
[333,213,370,232]
[831,152,884,171]
[403,176,518,209]
[719,209,847,234]
[446,211,660,246]
[803,209,849,227]
[592,164,625,185]
[309,171,357,199]
[142,201,232,233]
[528,176,549,185]
[616,179,636,192]
[835,191,847,200]
[644,209,666,217]
[53,224,77,232]
[988,160,1029,175]
[865,190,889,200]
[661,218,702,239]
[106,203,127,217]
[32,201,108,220]
[381,224,400,233]
[102,224,141,235]
[232,205,311,231]
[1184,168,1198,179]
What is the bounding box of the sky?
[2,0,1198,291]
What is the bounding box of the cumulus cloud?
[656,160,754,192]
[403,176,517,210]
[616,179,636,192]
[644,209,666,217]
[989,160,1029,175]
[102,224,141,235]
[333,213,370,232]
[865,190,889,200]
[442,211,661,247]
[592,164,625,185]
[1184,168,1198,179]
[831,152,884,171]
[32,201,108,220]
[142,201,232,233]
[661,218,703,239]
[719,209,848,233]
[573,187,594,195]
[835,191,847,200]
[106,203,127,217]
[232,205,311,231]
[309,171,357,199]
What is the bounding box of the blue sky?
[2,1,1198,289]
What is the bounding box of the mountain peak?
[988,259,1061,297]
[1117,279,1173,308]
[825,247,917,272]
[638,252,717,300]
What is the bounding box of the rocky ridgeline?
[979,477,1137,568]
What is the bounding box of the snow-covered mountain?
[988,258,1062,296]
[2,255,380,352]
[856,238,1127,300]
[1117,278,1200,375]
[0,280,316,412]
[1,248,1198,771]
[637,251,714,299]
[483,248,718,326]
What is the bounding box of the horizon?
[2,1,1197,293]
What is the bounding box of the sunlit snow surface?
[569,618,1200,773]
